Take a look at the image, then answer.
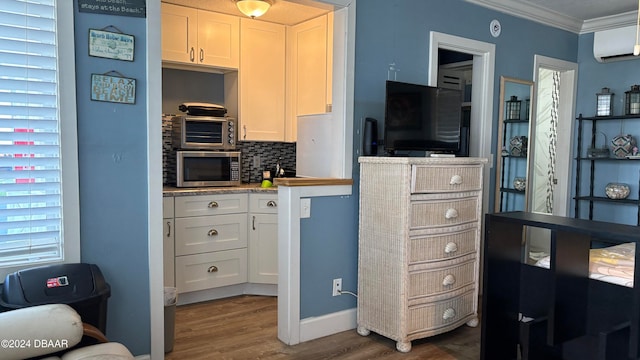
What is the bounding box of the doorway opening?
[428,32,496,217]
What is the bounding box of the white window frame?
[0,0,79,279]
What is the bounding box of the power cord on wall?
[338,289,358,298]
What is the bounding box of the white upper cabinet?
[162,3,239,70]
[286,14,333,142]
[239,19,286,141]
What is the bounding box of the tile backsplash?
[162,115,296,185]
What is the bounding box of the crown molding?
[464,0,637,34]
[581,10,638,33]
[464,0,582,33]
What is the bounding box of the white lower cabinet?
[248,194,278,284]
[163,197,175,287]
[175,248,248,293]
[173,194,248,295]
[168,191,278,300]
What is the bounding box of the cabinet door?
[239,19,285,141]
[161,3,197,64]
[163,218,175,287]
[197,10,239,69]
[290,15,329,117]
[249,213,278,284]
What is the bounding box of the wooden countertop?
[273,177,353,187]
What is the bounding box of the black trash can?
[0,263,111,334]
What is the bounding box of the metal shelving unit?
[574,113,640,225]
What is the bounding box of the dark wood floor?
[164,295,480,360]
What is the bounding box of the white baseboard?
[299,307,357,342]
[177,283,277,305]
[134,355,150,360]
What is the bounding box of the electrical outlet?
[332,278,342,296]
[252,155,261,168]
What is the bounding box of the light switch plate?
[300,198,311,218]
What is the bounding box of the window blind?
[0,0,63,267]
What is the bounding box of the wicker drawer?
[175,248,248,293]
[410,197,479,229]
[409,227,477,263]
[408,260,476,299]
[411,165,482,193]
[407,290,475,334]
[175,193,248,218]
[175,213,248,256]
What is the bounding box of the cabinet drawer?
[410,197,479,229]
[409,227,477,263]
[175,213,247,256]
[249,194,278,214]
[175,193,248,217]
[411,165,482,193]
[408,290,475,334]
[175,248,248,293]
[408,260,476,299]
[163,197,174,218]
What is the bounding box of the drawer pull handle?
[208,201,219,208]
[207,265,218,273]
[445,208,458,219]
[443,274,456,286]
[450,175,463,185]
[444,242,458,254]
[208,229,218,237]
[443,308,456,320]
[267,200,277,207]
[166,221,171,237]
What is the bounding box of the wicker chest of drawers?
[357,156,487,352]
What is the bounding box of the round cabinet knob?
[442,274,456,286]
[208,229,218,237]
[208,201,219,208]
[267,200,277,207]
[443,308,456,320]
[445,208,458,219]
[450,175,463,185]
[207,265,218,273]
[444,242,458,254]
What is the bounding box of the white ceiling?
[162,0,332,26]
[163,0,639,33]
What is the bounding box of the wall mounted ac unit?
[593,25,638,63]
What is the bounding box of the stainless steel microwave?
[172,116,237,150]
[176,151,241,187]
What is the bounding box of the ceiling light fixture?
[635,0,640,56]
[235,0,273,19]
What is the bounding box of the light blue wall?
[300,196,358,318]
[73,5,150,356]
[299,0,579,319]
[573,33,640,225]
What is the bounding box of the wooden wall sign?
[78,0,146,18]
[91,72,136,104]
[89,28,134,61]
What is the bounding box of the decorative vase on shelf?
[513,177,526,192]
[605,183,630,200]
[509,136,528,157]
[611,134,636,158]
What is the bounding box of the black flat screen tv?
[384,80,462,153]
